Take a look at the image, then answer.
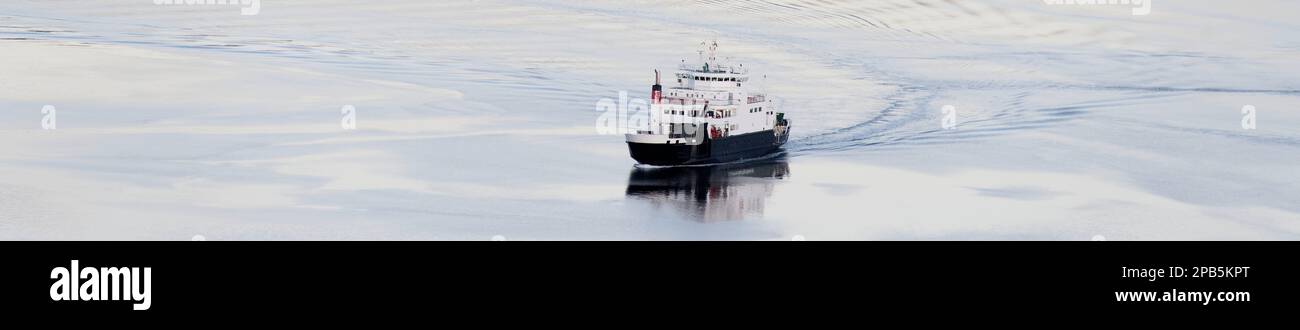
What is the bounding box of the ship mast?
[708,40,717,64]
[697,41,705,70]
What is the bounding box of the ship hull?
[628,129,789,166]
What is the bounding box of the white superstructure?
[632,41,781,144]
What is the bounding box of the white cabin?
[631,41,779,145]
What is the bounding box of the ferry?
[626,41,790,166]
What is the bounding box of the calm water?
[2,0,1299,240]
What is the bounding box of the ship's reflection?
[625,155,790,222]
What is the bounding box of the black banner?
[2,241,1295,320]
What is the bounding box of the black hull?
[628,129,789,166]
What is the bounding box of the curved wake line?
[781,90,1210,157]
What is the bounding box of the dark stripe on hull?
[628,129,788,166]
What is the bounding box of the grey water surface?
[1,0,1298,240]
